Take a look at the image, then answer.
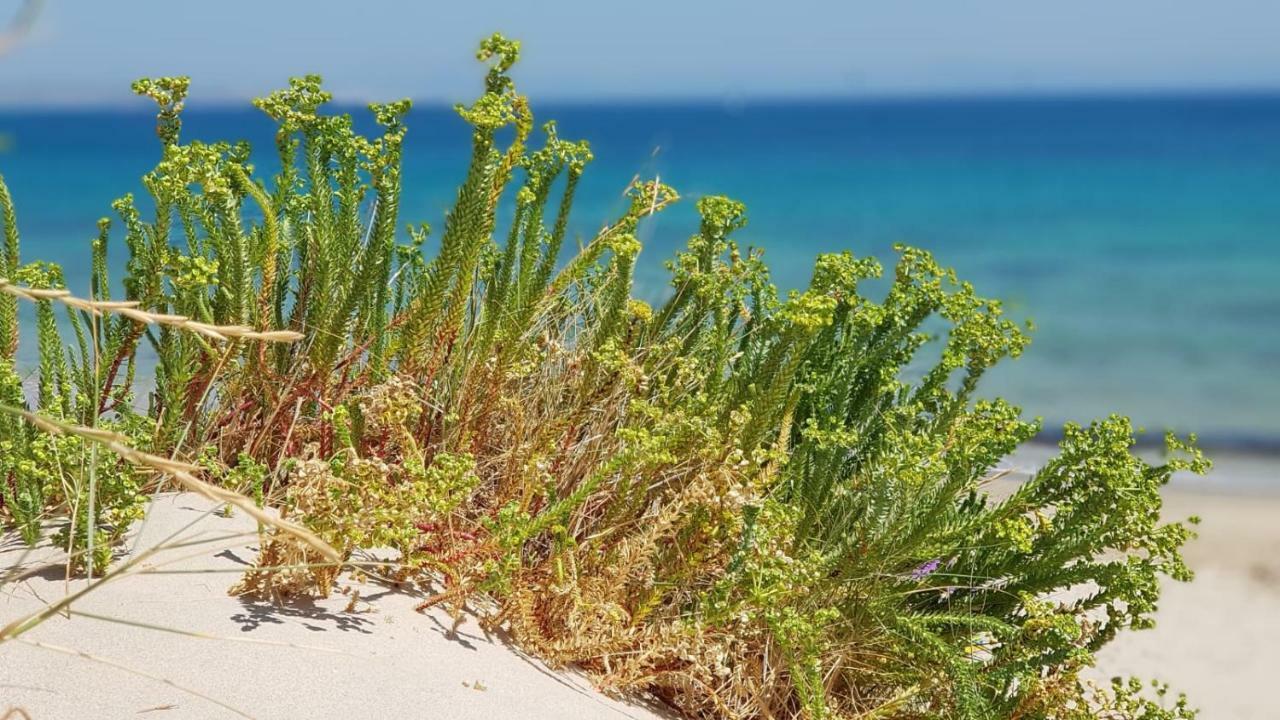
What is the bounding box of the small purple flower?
[911,558,941,581]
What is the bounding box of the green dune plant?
[0,33,1204,720]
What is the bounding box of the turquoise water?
[1,95,1277,449]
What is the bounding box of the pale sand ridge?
[0,493,670,720]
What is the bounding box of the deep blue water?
[1,95,1278,450]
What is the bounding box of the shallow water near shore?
[1,94,1277,456]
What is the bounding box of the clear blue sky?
[1,0,1278,106]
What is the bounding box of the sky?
[0,0,1278,107]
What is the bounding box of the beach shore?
[0,493,669,720]
[1090,488,1280,720]
[2,456,1276,720]
[1004,446,1280,719]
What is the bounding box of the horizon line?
[2,85,1280,112]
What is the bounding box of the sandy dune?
[999,447,1280,719]
[3,473,1277,719]
[1090,490,1280,720]
[0,494,669,720]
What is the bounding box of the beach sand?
[1003,446,1280,719]
[2,461,1277,719]
[0,493,670,720]
[1090,488,1280,720]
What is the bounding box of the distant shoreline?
[1012,439,1280,494]
[1027,426,1280,458]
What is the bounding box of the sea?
[0,95,1277,456]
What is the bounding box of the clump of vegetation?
[0,33,1206,720]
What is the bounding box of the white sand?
[3,471,1277,719]
[0,493,669,720]
[1090,490,1280,720]
[1002,447,1280,718]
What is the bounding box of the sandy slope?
[1000,447,1280,718]
[2,476,1277,719]
[0,494,669,720]
[1090,490,1280,720]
